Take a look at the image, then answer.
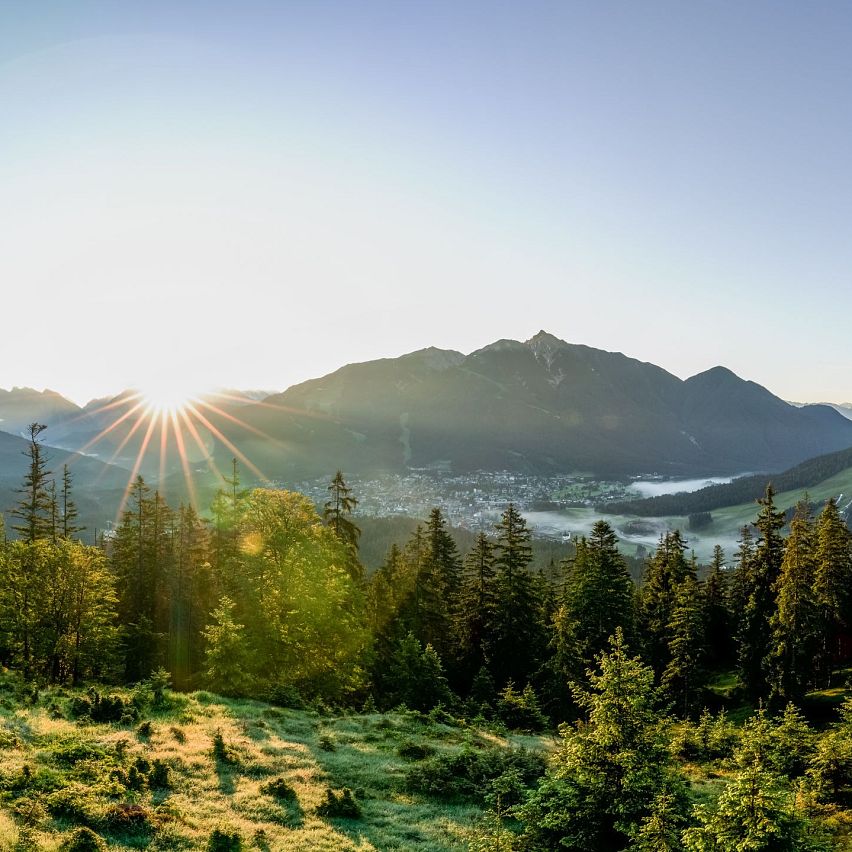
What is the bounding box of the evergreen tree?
[813,498,852,683]
[323,470,362,579]
[10,423,53,543]
[738,485,787,699]
[661,573,706,715]
[60,464,83,540]
[518,629,686,850]
[203,596,255,696]
[703,545,732,669]
[491,504,544,686]
[458,532,498,676]
[565,520,635,671]
[641,530,692,674]
[766,502,821,706]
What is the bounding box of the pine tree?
[661,574,706,715]
[60,464,83,540]
[703,544,732,668]
[203,596,255,696]
[738,485,787,699]
[10,423,53,543]
[641,530,692,674]
[491,504,544,686]
[458,532,498,675]
[565,520,635,671]
[518,629,686,850]
[813,498,852,683]
[766,501,821,705]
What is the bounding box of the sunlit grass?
[0,677,549,851]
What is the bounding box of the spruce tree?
[814,498,852,683]
[492,504,544,686]
[661,573,706,715]
[738,485,786,699]
[60,464,83,540]
[10,423,53,543]
[703,544,732,669]
[458,532,498,676]
[766,501,820,705]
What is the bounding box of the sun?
[137,383,196,417]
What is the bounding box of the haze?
[2,2,851,404]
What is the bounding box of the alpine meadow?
[4,3,852,851]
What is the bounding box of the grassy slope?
[0,678,550,851]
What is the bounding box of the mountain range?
[2,332,852,486]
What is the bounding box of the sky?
[1,1,851,405]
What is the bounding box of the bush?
[102,803,153,834]
[149,759,171,789]
[496,683,548,732]
[397,739,435,761]
[71,689,135,724]
[170,726,186,743]
[259,777,297,801]
[267,683,306,709]
[147,668,172,708]
[207,827,242,852]
[212,730,237,764]
[406,745,546,805]
[318,734,336,752]
[316,787,361,819]
[136,720,153,738]
[64,827,106,852]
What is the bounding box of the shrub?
[149,759,171,789]
[316,787,361,819]
[46,786,99,824]
[136,720,153,738]
[102,803,153,834]
[71,690,134,724]
[207,827,242,851]
[170,726,187,743]
[406,745,546,805]
[397,740,434,761]
[64,827,106,852]
[259,777,297,801]
[147,668,172,708]
[212,730,237,764]
[496,683,548,733]
[318,734,336,752]
[267,683,306,709]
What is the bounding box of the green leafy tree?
[202,596,255,696]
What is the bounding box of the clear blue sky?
[2,1,851,403]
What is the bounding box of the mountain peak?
[526,330,568,348]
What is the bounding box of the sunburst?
[61,382,333,526]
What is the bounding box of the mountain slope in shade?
[0,388,81,435]
[222,332,852,479]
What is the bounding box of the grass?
[0,674,552,851]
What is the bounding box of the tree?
[813,498,852,682]
[10,423,53,543]
[565,520,635,671]
[491,504,544,686]
[766,502,821,705]
[738,485,787,698]
[458,532,498,676]
[324,470,361,546]
[661,574,706,715]
[382,632,454,712]
[641,530,692,674]
[703,545,732,669]
[518,629,686,850]
[60,464,84,540]
[683,709,828,852]
[202,596,255,696]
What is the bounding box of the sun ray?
[193,397,285,445]
[114,415,159,523]
[203,390,333,421]
[70,398,148,461]
[92,409,151,487]
[178,407,223,482]
[158,410,170,496]
[171,409,197,508]
[64,392,144,427]
[184,401,267,481]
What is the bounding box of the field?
[0,675,551,851]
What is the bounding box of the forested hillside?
[4,427,852,849]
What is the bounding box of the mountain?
[0,388,81,435]
[790,401,852,421]
[220,332,852,479]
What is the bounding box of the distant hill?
[0,429,130,540]
[603,444,852,518]
[220,332,852,480]
[0,387,80,435]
